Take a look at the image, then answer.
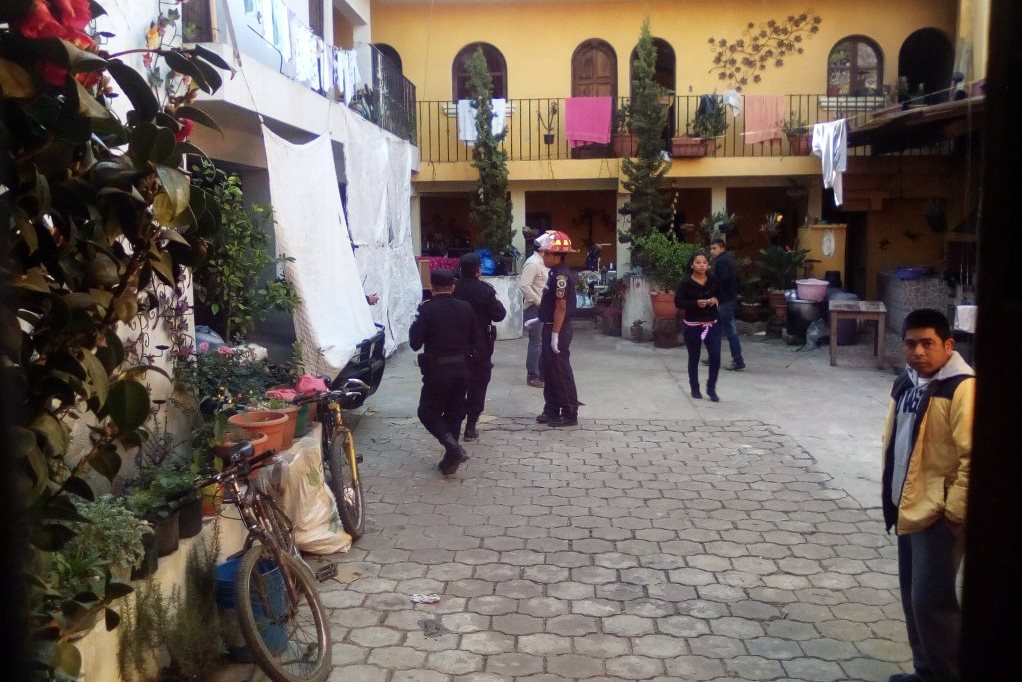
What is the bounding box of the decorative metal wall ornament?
[708,12,822,91]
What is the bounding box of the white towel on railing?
[333,49,362,104]
[811,119,848,206]
[457,99,507,143]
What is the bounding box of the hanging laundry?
[316,37,330,93]
[333,48,347,98]
[270,0,291,60]
[697,94,720,117]
[341,49,362,105]
[564,96,613,147]
[721,89,742,116]
[744,95,785,144]
[811,120,848,206]
[456,99,506,143]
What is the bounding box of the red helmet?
[537,230,577,253]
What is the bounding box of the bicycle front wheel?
[327,432,365,540]
[234,544,331,682]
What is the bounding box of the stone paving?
[293,415,912,682]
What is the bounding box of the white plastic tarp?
[261,125,377,377]
[335,106,420,356]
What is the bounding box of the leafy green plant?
[0,2,230,676]
[757,244,811,290]
[699,211,737,241]
[61,496,152,576]
[351,86,381,124]
[118,580,164,682]
[693,105,728,139]
[619,19,673,240]
[631,232,697,292]
[780,112,810,136]
[466,47,513,254]
[192,161,299,341]
[613,103,632,134]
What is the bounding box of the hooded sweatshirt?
[881,351,975,534]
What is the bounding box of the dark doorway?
[899,28,954,103]
[572,40,617,98]
[631,38,676,142]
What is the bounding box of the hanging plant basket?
[787,134,812,156]
[612,133,639,157]
[543,133,555,145]
[671,136,708,158]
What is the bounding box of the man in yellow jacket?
[882,309,974,682]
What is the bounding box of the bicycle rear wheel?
[234,544,330,682]
[326,431,365,540]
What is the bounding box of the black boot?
[549,413,578,428]
[536,411,558,424]
[706,385,720,402]
[439,434,469,475]
[463,420,479,441]
[691,385,702,399]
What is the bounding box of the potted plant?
[600,279,625,336]
[537,101,558,146]
[630,319,646,342]
[61,496,153,583]
[631,231,697,318]
[127,488,181,559]
[781,112,812,155]
[611,103,638,157]
[757,244,811,320]
[691,104,727,154]
[699,210,737,241]
[739,279,766,322]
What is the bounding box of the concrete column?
[410,194,422,256]
[510,188,527,264]
[710,183,728,214]
[615,193,631,273]
[321,0,334,47]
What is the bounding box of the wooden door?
[572,41,617,98]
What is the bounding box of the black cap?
[430,269,456,287]
[459,252,481,275]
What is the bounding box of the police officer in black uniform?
[454,253,507,441]
[409,269,477,475]
[533,231,580,427]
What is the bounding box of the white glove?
[524,317,539,329]
[551,332,560,354]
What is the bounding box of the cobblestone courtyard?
[312,414,910,682]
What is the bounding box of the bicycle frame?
[320,399,360,486]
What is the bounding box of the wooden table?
[829,300,887,369]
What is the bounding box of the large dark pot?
[152,509,180,557]
[786,299,823,341]
[177,493,203,539]
[131,531,159,581]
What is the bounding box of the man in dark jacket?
[454,253,507,441]
[409,269,477,475]
[709,238,745,370]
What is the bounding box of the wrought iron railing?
[417,94,946,163]
[368,45,417,144]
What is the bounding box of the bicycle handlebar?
[291,378,371,406]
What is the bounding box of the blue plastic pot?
[216,557,287,661]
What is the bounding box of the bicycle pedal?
[356,454,363,463]
[314,563,338,582]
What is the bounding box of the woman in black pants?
[674,252,722,401]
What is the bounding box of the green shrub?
[631,232,698,292]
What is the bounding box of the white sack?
[262,125,377,376]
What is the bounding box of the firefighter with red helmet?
[534,230,580,427]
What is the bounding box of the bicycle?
[294,378,371,540]
[201,441,331,682]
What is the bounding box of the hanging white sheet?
[334,107,420,356]
[261,125,377,376]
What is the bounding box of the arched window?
[373,43,402,73]
[899,28,953,101]
[572,39,617,98]
[452,43,507,100]
[629,38,676,96]
[828,36,883,96]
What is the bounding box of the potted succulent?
[630,231,697,318]
[611,103,638,157]
[781,112,812,155]
[537,101,558,146]
[699,210,737,241]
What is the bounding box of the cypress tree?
[619,19,673,240]
[466,48,513,255]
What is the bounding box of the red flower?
[37,60,68,86]
[14,0,92,40]
[175,118,194,142]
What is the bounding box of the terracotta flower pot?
[612,132,638,157]
[273,404,301,449]
[650,292,679,319]
[201,484,223,517]
[787,134,812,156]
[228,411,287,453]
[671,136,708,158]
[768,290,788,321]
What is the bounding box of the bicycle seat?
[213,441,255,463]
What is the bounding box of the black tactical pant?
[541,321,578,418]
[417,367,470,444]
[465,340,495,427]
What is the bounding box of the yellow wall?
[373,0,956,102]
[333,9,354,49]
[525,190,618,268]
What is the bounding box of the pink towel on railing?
[744,95,785,144]
[564,96,613,147]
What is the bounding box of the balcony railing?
[416,94,946,163]
[181,0,417,144]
